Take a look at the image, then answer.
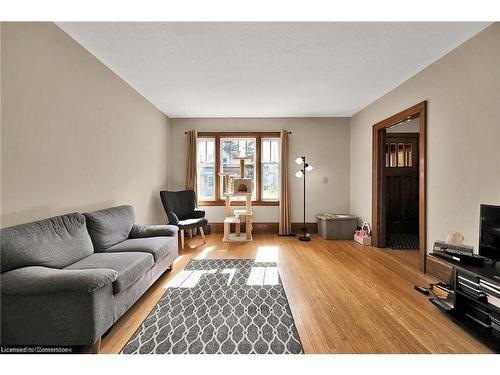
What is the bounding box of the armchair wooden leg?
[93,337,101,354]
[180,229,185,250]
[189,228,193,238]
[199,226,206,243]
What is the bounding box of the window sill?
[199,200,279,207]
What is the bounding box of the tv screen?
[479,204,500,261]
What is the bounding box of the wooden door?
[384,133,419,234]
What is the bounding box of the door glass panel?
[390,143,397,167]
[397,143,405,167]
[405,143,413,167]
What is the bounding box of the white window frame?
[196,137,216,201]
[260,138,280,202]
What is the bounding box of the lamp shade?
[295,157,304,165]
[305,164,314,172]
[295,170,304,178]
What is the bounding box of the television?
[479,204,500,261]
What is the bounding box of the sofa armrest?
[1,266,118,295]
[129,224,179,238]
[192,209,206,219]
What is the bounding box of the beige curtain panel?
[185,130,197,192]
[279,130,292,235]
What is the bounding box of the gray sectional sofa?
[0,205,178,351]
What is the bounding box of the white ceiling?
[56,22,490,118]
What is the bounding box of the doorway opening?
[385,124,419,250]
[372,102,426,272]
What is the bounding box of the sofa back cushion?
[0,213,94,273]
[83,205,135,252]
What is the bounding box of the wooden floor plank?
[99,234,492,354]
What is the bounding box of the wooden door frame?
[372,101,427,272]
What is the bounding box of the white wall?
[1,23,171,227]
[350,23,500,252]
[169,118,351,222]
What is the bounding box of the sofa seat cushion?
[177,218,208,230]
[65,252,153,294]
[104,237,176,263]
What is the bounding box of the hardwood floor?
[99,233,491,354]
[386,249,421,270]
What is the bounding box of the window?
[220,138,256,200]
[261,138,280,201]
[196,132,280,206]
[197,138,215,200]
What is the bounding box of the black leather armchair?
[160,190,208,249]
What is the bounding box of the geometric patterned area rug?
[122,259,303,354]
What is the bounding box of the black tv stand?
[428,254,500,353]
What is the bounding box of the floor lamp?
[295,156,314,241]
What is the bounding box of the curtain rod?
[184,131,292,134]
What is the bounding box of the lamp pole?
[299,156,311,241]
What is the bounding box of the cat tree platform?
[223,192,253,242]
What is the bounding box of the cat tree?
[223,156,253,242]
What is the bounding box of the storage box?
[354,234,371,246]
[317,214,358,240]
